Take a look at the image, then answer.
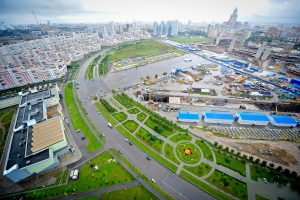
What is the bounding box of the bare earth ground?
[190,128,300,173]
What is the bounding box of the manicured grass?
[213,149,246,176]
[164,143,180,165]
[176,142,201,164]
[100,99,117,113]
[135,127,164,153]
[122,120,139,133]
[111,148,173,200]
[114,93,187,133]
[206,170,248,200]
[195,140,214,162]
[0,107,15,157]
[169,37,208,43]
[106,40,181,62]
[114,94,133,109]
[65,83,101,152]
[77,195,98,200]
[169,133,192,142]
[109,98,123,110]
[101,185,158,200]
[85,63,95,80]
[137,112,147,122]
[184,163,212,178]
[179,171,233,200]
[250,163,283,183]
[128,108,140,114]
[145,118,172,138]
[116,125,177,172]
[17,151,134,200]
[256,194,269,200]
[95,102,118,126]
[113,112,128,122]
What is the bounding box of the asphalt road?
[74,52,215,200]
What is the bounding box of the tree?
[269,163,274,168]
[249,156,254,161]
[283,169,290,176]
[214,142,218,147]
[225,147,229,152]
[255,158,260,164]
[261,161,267,167]
[276,166,282,172]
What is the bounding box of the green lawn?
[184,163,212,177]
[116,125,177,172]
[19,151,134,199]
[106,40,181,62]
[176,142,201,164]
[77,195,98,200]
[137,112,147,122]
[100,99,117,113]
[135,127,164,153]
[95,102,118,126]
[98,55,109,75]
[109,98,123,110]
[145,118,173,138]
[113,112,128,122]
[206,170,248,200]
[169,133,192,142]
[65,83,101,152]
[114,94,133,109]
[213,149,246,176]
[123,120,139,133]
[101,185,158,200]
[250,163,283,183]
[0,107,15,157]
[111,148,173,200]
[256,194,269,200]
[179,171,233,200]
[128,108,140,114]
[195,140,214,162]
[169,37,208,43]
[164,143,180,165]
[85,63,95,80]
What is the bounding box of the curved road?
[74,52,215,200]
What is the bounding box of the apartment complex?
[0,29,151,90]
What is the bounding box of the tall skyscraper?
[228,8,238,29]
[153,20,178,37]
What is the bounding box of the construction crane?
[32,10,40,26]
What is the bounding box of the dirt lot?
[190,128,300,173]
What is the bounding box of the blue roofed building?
[269,115,298,127]
[203,111,234,124]
[177,111,200,122]
[235,112,269,125]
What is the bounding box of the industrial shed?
[203,111,234,124]
[177,111,200,122]
[235,112,269,125]
[269,115,298,127]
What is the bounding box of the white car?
[108,122,113,128]
[151,178,156,183]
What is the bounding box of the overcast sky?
[0,0,299,25]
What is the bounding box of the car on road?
[151,178,156,183]
[129,142,133,145]
[118,150,123,154]
[146,155,151,161]
[108,122,113,128]
[125,138,129,142]
[81,136,86,140]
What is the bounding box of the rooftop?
[270,115,297,125]
[178,111,200,120]
[204,111,234,120]
[237,112,269,122]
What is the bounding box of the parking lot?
[255,102,300,113]
[208,126,300,142]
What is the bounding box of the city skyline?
[0,0,300,25]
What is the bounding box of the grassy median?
[65,82,101,152]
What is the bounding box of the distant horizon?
[0,0,300,25]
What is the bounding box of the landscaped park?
[84,40,183,80]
